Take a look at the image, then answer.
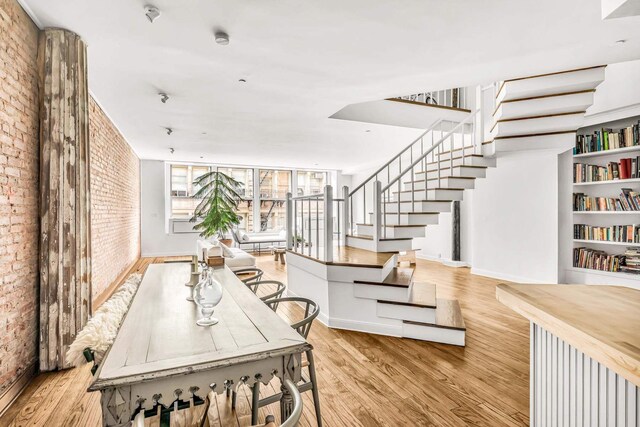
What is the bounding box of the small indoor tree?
[190,170,244,241]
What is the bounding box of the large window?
[259,169,291,232]
[169,164,329,233]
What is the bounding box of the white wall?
[584,59,640,125]
[470,149,564,283]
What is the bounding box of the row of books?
[573,157,640,182]
[574,121,640,154]
[573,189,640,211]
[573,247,624,272]
[621,247,640,274]
[573,224,640,243]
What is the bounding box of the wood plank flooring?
[0,256,529,426]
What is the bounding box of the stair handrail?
[381,109,479,193]
[348,119,444,197]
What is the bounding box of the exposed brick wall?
[0,0,40,396]
[89,98,140,300]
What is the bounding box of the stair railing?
[347,119,445,235]
[377,109,479,238]
[286,185,350,263]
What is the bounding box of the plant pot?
[220,239,233,247]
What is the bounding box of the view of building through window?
[170,164,329,233]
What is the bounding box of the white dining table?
[89,263,311,427]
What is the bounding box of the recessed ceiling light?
[166,127,173,135]
[238,78,247,83]
[616,39,626,44]
[200,156,203,159]
[202,132,207,135]
[169,148,175,154]
[215,31,230,45]
[365,129,371,133]
[159,93,169,103]
[144,5,160,23]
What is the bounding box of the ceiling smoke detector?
[145,5,160,23]
[159,93,169,103]
[215,31,230,45]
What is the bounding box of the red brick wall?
[89,98,141,300]
[0,0,40,396]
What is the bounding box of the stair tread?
[347,234,412,241]
[490,110,585,133]
[393,188,465,193]
[416,165,487,174]
[492,129,576,140]
[403,298,466,331]
[403,177,476,184]
[354,267,414,288]
[379,281,436,308]
[368,211,440,215]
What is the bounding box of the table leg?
[101,387,134,427]
[280,382,294,422]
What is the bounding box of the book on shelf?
[620,247,640,274]
[573,224,640,243]
[573,189,640,211]
[573,156,640,182]
[574,121,640,154]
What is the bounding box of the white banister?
[372,181,382,243]
[286,192,293,250]
[341,186,349,245]
[323,185,333,263]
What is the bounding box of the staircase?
[286,67,606,347]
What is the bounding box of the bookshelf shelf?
[573,211,640,214]
[573,239,640,247]
[573,178,640,186]
[567,267,639,279]
[573,145,640,159]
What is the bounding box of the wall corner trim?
[92,258,140,311]
[14,0,42,28]
[0,362,37,418]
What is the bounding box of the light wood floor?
[0,256,529,427]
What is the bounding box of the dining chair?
[252,297,322,427]
[247,280,287,309]
[250,379,303,427]
[234,267,264,285]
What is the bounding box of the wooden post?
[38,29,91,371]
[452,201,461,262]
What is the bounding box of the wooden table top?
[90,263,309,390]
[496,284,640,386]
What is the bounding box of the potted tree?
[190,170,244,247]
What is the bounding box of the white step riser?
[394,189,463,202]
[377,302,436,323]
[346,236,413,252]
[384,201,452,213]
[431,156,497,168]
[494,91,595,121]
[402,323,466,346]
[496,67,605,104]
[373,213,440,226]
[356,224,425,239]
[492,132,576,153]
[403,178,475,191]
[420,167,487,179]
[491,113,585,139]
[353,283,410,302]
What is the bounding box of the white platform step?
[489,130,576,153]
[403,177,475,191]
[356,223,426,239]
[496,66,606,104]
[418,165,487,179]
[377,302,436,323]
[494,90,595,121]
[392,188,464,202]
[401,299,466,346]
[353,267,414,302]
[370,212,440,226]
[490,111,585,139]
[432,154,497,168]
[346,234,413,252]
[384,200,452,213]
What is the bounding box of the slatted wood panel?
[37,28,91,371]
[1,256,530,426]
[532,324,639,427]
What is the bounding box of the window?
[296,171,327,196]
[217,167,254,230]
[259,169,291,232]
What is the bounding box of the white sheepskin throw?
[66,273,143,367]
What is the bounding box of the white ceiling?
[20,0,640,173]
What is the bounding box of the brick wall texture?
[88,98,141,299]
[0,0,40,396]
[0,0,141,396]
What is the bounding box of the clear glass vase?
[193,267,223,326]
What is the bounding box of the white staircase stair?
[356,223,426,239]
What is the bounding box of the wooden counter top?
[496,284,640,387]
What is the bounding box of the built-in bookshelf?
[572,116,640,278]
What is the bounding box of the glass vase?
[193,267,223,326]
